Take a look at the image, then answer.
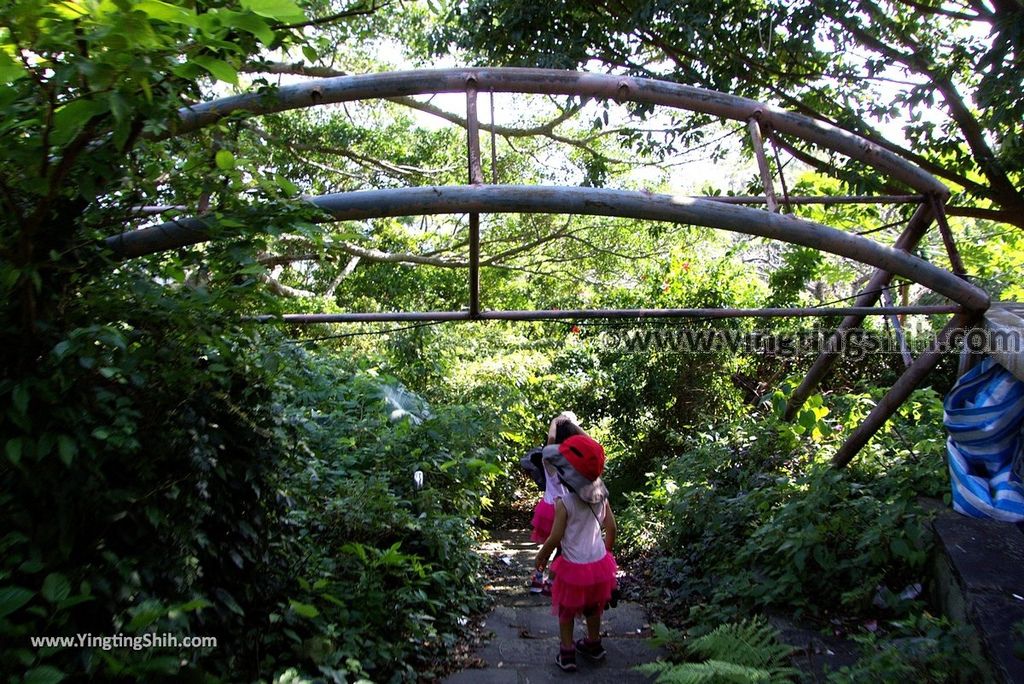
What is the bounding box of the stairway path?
[444,528,663,683]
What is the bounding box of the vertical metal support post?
[784,203,935,420]
[899,281,909,326]
[466,78,483,318]
[832,310,976,467]
[748,116,778,213]
[489,89,498,185]
[882,288,914,367]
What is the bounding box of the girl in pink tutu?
[524,413,586,593]
[534,433,617,672]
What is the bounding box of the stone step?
[931,510,1024,683]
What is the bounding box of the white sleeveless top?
[558,493,607,564]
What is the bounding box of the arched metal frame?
[108,68,991,466]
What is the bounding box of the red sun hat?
[558,434,606,482]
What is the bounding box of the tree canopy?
[438,0,1024,228]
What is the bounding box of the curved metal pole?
[105,185,989,311]
[168,68,947,196]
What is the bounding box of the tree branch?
[482,218,573,264]
[889,0,986,20]
[593,0,1016,214]
[272,1,389,30]
[946,205,1024,228]
[246,123,455,177]
[839,6,1023,209]
[761,79,991,196]
[258,252,321,268]
[323,256,361,298]
[258,272,316,297]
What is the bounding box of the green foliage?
[387,323,593,513]
[621,388,949,622]
[640,619,797,683]
[825,613,985,683]
[954,219,1024,301]
[572,244,761,493]
[765,247,823,308]
[640,660,778,684]
[227,347,496,681]
[0,253,495,680]
[438,0,1024,226]
[1,282,294,678]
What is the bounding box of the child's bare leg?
[584,607,601,641]
[559,619,575,648]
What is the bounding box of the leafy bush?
[262,350,497,681]
[0,270,496,681]
[825,614,985,683]
[619,388,950,624]
[1,279,295,678]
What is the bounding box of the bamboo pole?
[250,304,962,324]
[832,310,976,467]
[167,69,948,196]
[783,203,938,421]
[104,186,989,311]
[900,281,909,326]
[769,131,793,213]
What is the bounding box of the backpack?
[519,447,546,491]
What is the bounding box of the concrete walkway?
[444,529,663,683]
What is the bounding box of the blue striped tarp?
[944,356,1024,522]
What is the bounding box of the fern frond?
[640,618,798,683]
[637,661,679,677]
[651,622,685,647]
[686,617,793,670]
[638,658,773,683]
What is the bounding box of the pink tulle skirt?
[550,552,618,622]
[530,499,555,543]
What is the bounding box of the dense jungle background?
[2,0,1023,681]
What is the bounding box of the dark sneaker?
[575,638,606,661]
[529,570,545,594]
[556,648,577,672]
